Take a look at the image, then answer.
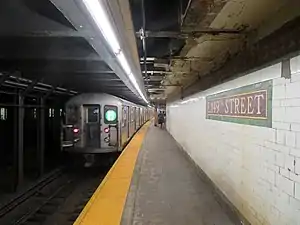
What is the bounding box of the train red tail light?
[73,128,80,133]
[104,127,110,133]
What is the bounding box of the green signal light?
[105,110,117,121]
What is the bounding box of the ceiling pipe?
[181,0,192,26]
[140,0,148,91]
[136,29,241,39]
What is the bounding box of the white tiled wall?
[167,57,300,225]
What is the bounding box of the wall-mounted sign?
[206,80,272,127]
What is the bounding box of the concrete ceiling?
[2,0,300,105]
[129,0,300,104]
[0,0,145,104]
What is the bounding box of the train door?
[135,107,139,129]
[140,108,143,124]
[129,107,132,136]
[83,105,100,148]
[103,105,118,148]
[132,107,136,133]
[126,106,130,139]
[121,105,129,146]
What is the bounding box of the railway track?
[0,168,64,219]
[0,166,109,225]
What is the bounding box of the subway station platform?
[74,122,238,225]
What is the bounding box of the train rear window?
[87,107,99,123]
[67,105,79,124]
[104,105,118,124]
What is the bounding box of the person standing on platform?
[154,107,158,126]
[158,111,165,129]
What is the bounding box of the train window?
[87,107,99,123]
[0,108,7,121]
[131,107,135,122]
[122,106,127,127]
[104,105,118,124]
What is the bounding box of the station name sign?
[206,80,272,127]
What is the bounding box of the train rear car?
[61,93,151,166]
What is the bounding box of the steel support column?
[14,93,24,188]
[37,97,45,176]
[53,105,62,162]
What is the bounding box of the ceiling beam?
[145,84,180,87]
[0,59,113,73]
[141,65,166,71]
[62,79,128,88]
[0,55,105,61]
[65,71,115,74]
[170,56,213,61]
[140,56,213,64]
[0,37,103,61]
[0,30,94,38]
[142,71,188,75]
[144,76,165,81]
[70,76,121,81]
[136,29,242,39]
[147,87,165,90]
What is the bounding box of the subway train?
[61,93,152,166]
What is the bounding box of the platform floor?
[122,125,235,225]
[74,122,237,225]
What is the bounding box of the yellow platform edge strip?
[74,121,151,225]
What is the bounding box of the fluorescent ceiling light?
[82,0,148,103]
[82,0,121,54]
[128,73,148,103]
[117,52,131,75]
[118,52,148,103]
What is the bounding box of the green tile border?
[206,80,273,128]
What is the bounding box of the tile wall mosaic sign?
[206,80,273,127]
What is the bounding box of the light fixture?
[82,0,148,103]
[117,52,131,75]
[128,73,148,103]
[82,0,120,54]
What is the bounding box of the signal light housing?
[73,128,80,133]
